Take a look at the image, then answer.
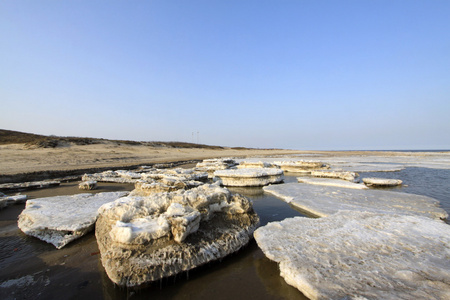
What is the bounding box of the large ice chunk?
[263,183,448,219]
[214,168,284,186]
[96,183,259,287]
[18,191,128,249]
[254,211,450,300]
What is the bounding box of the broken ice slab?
[0,193,27,209]
[363,177,403,187]
[78,180,97,190]
[297,177,368,189]
[18,191,128,249]
[0,180,60,192]
[237,161,279,169]
[254,211,450,300]
[263,182,448,220]
[310,170,360,182]
[273,160,329,172]
[214,168,284,187]
[96,183,259,287]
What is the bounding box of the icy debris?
[363,177,403,187]
[0,180,60,192]
[78,180,97,190]
[273,160,329,172]
[196,158,238,178]
[310,170,360,182]
[214,168,284,187]
[297,177,368,189]
[0,193,27,209]
[96,183,259,287]
[263,183,448,219]
[18,191,128,249]
[237,161,279,169]
[254,211,450,300]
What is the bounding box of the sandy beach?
[0,142,307,182]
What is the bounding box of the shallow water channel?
[0,176,309,300]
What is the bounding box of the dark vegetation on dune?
[0,129,235,149]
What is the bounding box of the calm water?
[0,167,449,299]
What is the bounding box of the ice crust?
[254,211,450,300]
[263,182,448,219]
[96,183,259,287]
[214,168,284,186]
[18,191,128,248]
[297,177,368,189]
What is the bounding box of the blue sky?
[1,1,449,150]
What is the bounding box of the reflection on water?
[0,179,309,299]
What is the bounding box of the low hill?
[0,129,225,149]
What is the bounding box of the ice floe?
[18,191,128,249]
[214,168,284,187]
[310,170,360,182]
[78,180,97,190]
[363,177,403,187]
[254,211,450,300]
[82,171,137,184]
[195,158,238,177]
[0,193,27,209]
[96,183,259,287]
[0,180,60,192]
[297,177,368,189]
[263,183,448,219]
[237,161,279,169]
[273,160,329,172]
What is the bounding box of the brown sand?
[0,142,306,177]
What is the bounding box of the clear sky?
[1,1,449,150]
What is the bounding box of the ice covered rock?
[214,168,284,187]
[363,177,403,187]
[263,183,448,219]
[310,170,360,182]
[0,193,27,209]
[196,158,237,178]
[254,211,450,300]
[273,160,329,172]
[78,180,97,190]
[96,183,259,287]
[18,191,128,249]
[297,177,368,189]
